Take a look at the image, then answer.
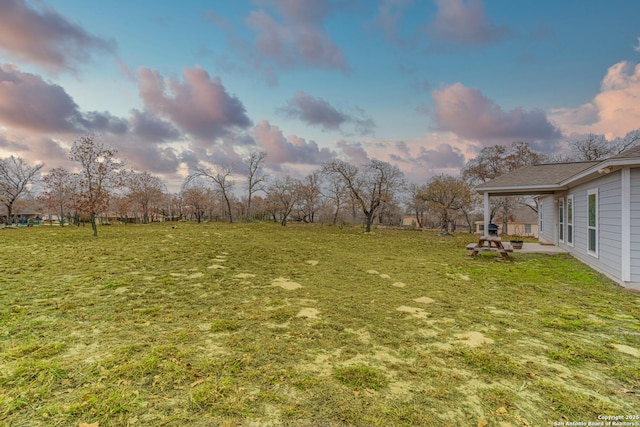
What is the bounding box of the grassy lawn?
[1,223,638,426]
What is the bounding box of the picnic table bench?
[467,236,513,260]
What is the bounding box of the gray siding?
[559,171,622,281]
[538,195,555,244]
[631,168,640,282]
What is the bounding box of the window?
[558,199,564,243]
[587,189,598,256]
[525,224,531,234]
[567,195,573,246]
[539,202,544,233]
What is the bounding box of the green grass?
[0,222,638,426]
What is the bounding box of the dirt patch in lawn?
[272,277,303,290]
[454,331,494,347]
[611,343,640,357]
[396,306,429,319]
[297,308,320,319]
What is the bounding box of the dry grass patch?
[0,223,638,426]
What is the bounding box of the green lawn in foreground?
[0,223,638,426]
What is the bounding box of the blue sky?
[1,0,639,189]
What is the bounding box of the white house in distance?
[475,145,640,290]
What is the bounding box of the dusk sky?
[1,0,640,190]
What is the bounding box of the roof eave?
[476,184,565,196]
[559,157,640,187]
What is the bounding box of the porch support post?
[483,192,490,237]
[621,167,631,282]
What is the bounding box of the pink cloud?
[551,61,640,139]
[252,120,335,167]
[0,64,77,132]
[138,66,252,140]
[0,0,115,72]
[282,91,375,135]
[246,0,346,71]
[129,109,182,143]
[282,91,347,130]
[336,140,370,165]
[0,64,130,134]
[432,82,561,149]
[428,0,511,47]
[338,137,466,183]
[0,130,71,170]
[204,0,346,84]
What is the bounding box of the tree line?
[1,130,638,236]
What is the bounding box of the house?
[475,146,640,290]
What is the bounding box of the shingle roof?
[474,144,640,194]
[610,144,640,160]
[475,161,599,190]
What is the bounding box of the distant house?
[474,222,538,237]
[474,206,539,237]
[475,146,640,290]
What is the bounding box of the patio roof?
[475,161,599,196]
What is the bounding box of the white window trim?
[587,188,598,257]
[567,194,574,247]
[558,198,565,244]
[539,201,544,233]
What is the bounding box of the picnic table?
[467,236,513,260]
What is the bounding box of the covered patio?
[474,161,599,244]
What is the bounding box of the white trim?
[539,201,544,233]
[621,168,631,281]
[558,198,565,244]
[587,188,598,258]
[567,194,574,247]
[483,192,490,237]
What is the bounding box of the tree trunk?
[59,202,65,227]
[364,214,373,232]
[223,193,233,223]
[90,212,98,236]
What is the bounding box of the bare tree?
[324,171,350,225]
[463,142,545,233]
[0,156,44,225]
[189,165,235,223]
[266,176,299,226]
[569,134,614,161]
[181,180,212,223]
[565,129,640,161]
[421,175,472,235]
[406,183,428,228]
[40,167,73,226]
[322,159,405,232]
[70,135,123,236]
[126,171,165,224]
[245,151,267,220]
[294,172,322,223]
[462,142,545,184]
[614,129,640,153]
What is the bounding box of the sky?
[1,0,640,191]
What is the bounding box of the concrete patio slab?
[514,242,567,254]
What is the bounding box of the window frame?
[587,189,598,257]
[567,194,574,247]
[558,198,565,243]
